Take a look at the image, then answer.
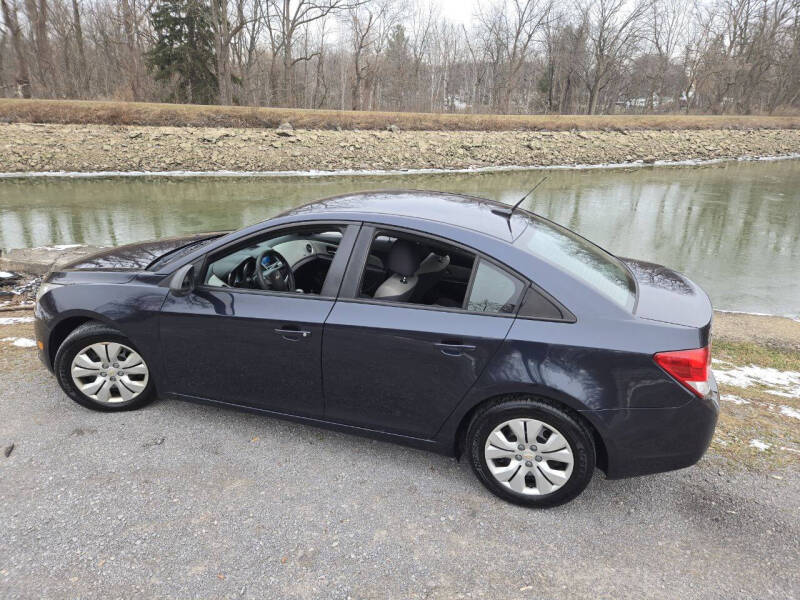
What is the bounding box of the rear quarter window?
[514,216,636,311]
[518,287,571,321]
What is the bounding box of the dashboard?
[205,234,341,289]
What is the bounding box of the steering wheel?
[255,249,295,292]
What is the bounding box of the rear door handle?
[435,342,477,356]
[274,327,311,341]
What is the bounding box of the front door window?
[204,226,344,296]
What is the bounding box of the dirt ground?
[713,311,800,351]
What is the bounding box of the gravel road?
[1,322,798,600]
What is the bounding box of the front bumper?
[586,371,719,479]
[33,303,55,373]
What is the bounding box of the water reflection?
[1,160,799,316]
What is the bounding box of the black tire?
[54,321,156,412]
[466,396,596,508]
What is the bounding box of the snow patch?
[714,364,800,399]
[720,394,750,405]
[0,316,34,325]
[1,336,37,348]
[0,271,15,278]
[749,439,771,451]
[779,406,800,420]
[1,153,799,179]
[36,244,84,251]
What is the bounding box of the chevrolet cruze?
[34,191,719,507]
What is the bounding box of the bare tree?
[645,0,690,107]
[577,0,649,114]
[478,0,552,113]
[1,0,32,97]
[210,0,261,104]
[263,0,363,106]
[1,0,799,115]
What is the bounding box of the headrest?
[386,239,422,277]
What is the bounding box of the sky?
[431,0,481,26]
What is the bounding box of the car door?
[159,223,358,417]
[322,225,526,439]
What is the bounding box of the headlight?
[35,281,62,303]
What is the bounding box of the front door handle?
[435,342,477,356]
[274,327,311,341]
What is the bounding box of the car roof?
[282,190,530,242]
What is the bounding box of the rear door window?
[466,259,525,314]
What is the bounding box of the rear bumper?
[585,372,719,479]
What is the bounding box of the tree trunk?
[212,0,233,105]
[587,78,600,115]
[1,0,32,98]
[268,55,280,105]
[351,44,363,110]
[281,0,294,107]
[37,0,55,92]
[121,0,140,100]
[71,0,88,95]
[283,40,294,106]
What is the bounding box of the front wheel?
[466,397,596,507]
[54,322,156,412]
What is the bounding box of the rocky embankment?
[2,122,800,173]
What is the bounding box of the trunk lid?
[623,258,713,330]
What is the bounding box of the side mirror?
[169,264,195,297]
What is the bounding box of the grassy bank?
[712,339,800,470]
[3,98,800,132]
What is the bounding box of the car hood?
[59,232,226,271]
[622,258,713,330]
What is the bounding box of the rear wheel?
[54,322,155,412]
[466,397,596,507]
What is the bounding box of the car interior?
[203,225,522,314]
[204,227,343,294]
[359,232,475,308]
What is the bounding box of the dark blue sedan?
[34,191,719,507]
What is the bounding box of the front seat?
[411,252,450,303]
[373,239,422,302]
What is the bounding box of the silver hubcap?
[70,342,149,404]
[484,418,574,496]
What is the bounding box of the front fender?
[35,277,169,384]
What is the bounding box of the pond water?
[1,159,799,317]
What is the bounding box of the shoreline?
[1,152,799,179]
[2,122,800,174]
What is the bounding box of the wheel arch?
[47,313,114,366]
[452,392,609,474]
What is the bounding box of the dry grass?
[2,98,800,131]
[710,340,800,470]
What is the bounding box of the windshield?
[147,236,220,270]
[514,216,636,311]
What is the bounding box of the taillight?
[653,346,711,398]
